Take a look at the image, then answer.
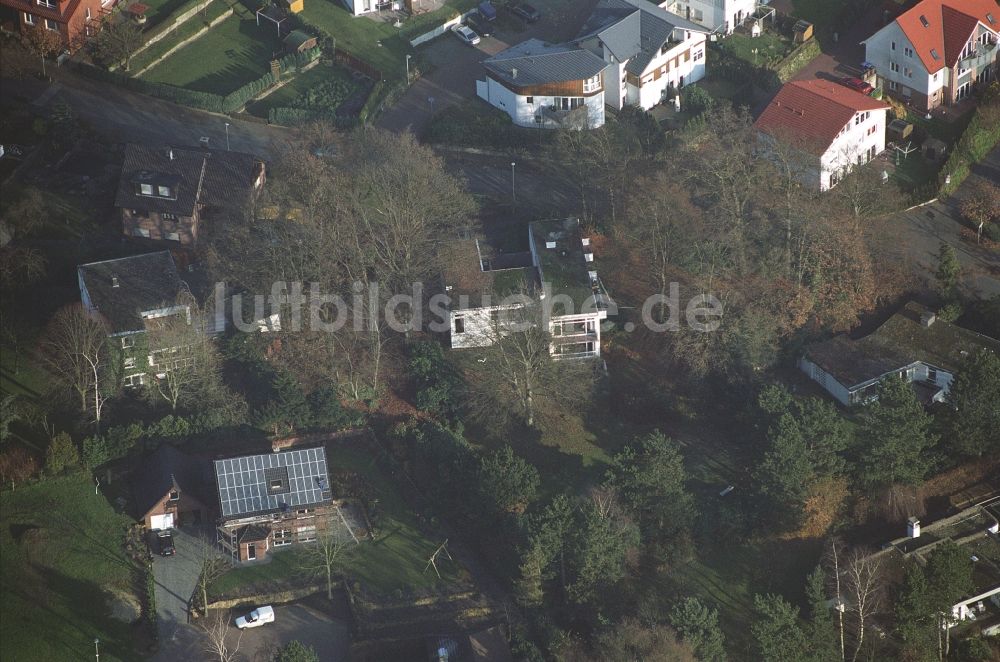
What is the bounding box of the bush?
[308,386,361,429]
[940,83,1000,195]
[45,432,80,474]
[985,223,1000,243]
[683,84,715,116]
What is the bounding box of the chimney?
[511,67,518,79]
[907,517,921,539]
[111,275,119,288]
[921,312,936,327]
[581,237,591,247]
[546,240,557,249]
[168,148,174,160]
[584,252,594,262]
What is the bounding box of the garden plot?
[141,13,283,95]
[247,63,362,118]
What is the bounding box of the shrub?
[45,432,80,474]
[0,446,40,486]
[683,84,715,116]
[940,83,1000,195]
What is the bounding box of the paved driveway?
[790,4,883,84]
[378,0,599,135]
[152,526,218,653]
[880,145,1000,298]
[226,602,351,662]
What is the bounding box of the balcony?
[959,42,997,69]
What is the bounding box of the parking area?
[151,526,218,650]
[225,602,351,662]
[378,0,598,134]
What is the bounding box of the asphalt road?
[3,68,287,159]
[881,145,1000,298]
[229,602,351,662]
[151,526,218,656]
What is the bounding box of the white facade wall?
[630,31,708,109]
[476,77,606,129]
[661,0,757,34]
[799,357,852,406]
[818,107,888,190]
[863,24,936,104]
[801,356,955,406]
[342,0,375,16]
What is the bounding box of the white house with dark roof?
[442,219,613,359]
[214,447,339,563]
[78,251,192,388]
[477,39,609,129]
[799,302,1000,406]
[576,0,709,110]
[862,0,999,111]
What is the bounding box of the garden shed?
[283,30,317,54]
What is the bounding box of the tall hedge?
[940,83,1000,196]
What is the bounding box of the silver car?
[451,24,481,46]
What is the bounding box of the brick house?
[129,445,214,530]
[1,0,112,51]
[214,447,337,563]
[115,143,266,247]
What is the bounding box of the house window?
[525,96,534,104]
[904,66,913,78]
[168,490,179,501]
[889,80,898,90]
[582,74,601,93]
[134,227,150,238]
[44,18,58,30]
[693,49,703,61]
[273,530,292,546]
[37,0,56,8]
[903,46,913,57]
[165,232,180,242]
[889,61,899,73]
[891,40,896,50]
[24,13,35,24]
[933,72,938,81]
[121,336,135,349]
[867,124,877,136]
[139,183,153,196]
[453,316,465,334]
[123,357,136,369]
[157,185,172,197]
[85,7,91,19]
[297,524,316,543]
[123,373,145,387]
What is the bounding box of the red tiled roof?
[893,0,1000,74]
[754,80,889,155]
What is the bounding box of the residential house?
[115,143,266,247]
[214,447,337,563]
[477,39,609,130]
[754,79,890,190]
[658,0,758,34]
[799,302,1000,406]
[1,0,111,51]
[78,251,191,388]
[855,505,1000,632]
[862,0,1000,111]
[443,218,612,360]
[576,0,709,110]
[129,445,214,530]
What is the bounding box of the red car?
[839,77,875,95]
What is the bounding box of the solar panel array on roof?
[214,447,331,519]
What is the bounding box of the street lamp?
[94,637,100,662]
[224,122,231,151]
[510,161,516,205]
[405,54,411,82]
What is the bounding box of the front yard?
[0,474,143,662]
[209,444,468,600]
[717,31,794,67]
[140,12,283,94]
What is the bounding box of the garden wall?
[774,38,820,83]
[133,8,233,77]
[407,8,477,47]
[136,0,217,54]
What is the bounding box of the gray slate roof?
[115,143,262,216]
[577,0,706,75]
[78,251,187,335]
[129,445,214,522]
[483,39,608,87]
[214,447,332,520]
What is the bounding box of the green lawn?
[245,63,360,117]
[718,32,793,67]
[130,0,234,73]
[891,151,939,191]
[141,0,195,30]
[141,13,283,94]
[0,474,141,662]
[210,444,466,599]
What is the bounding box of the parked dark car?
[156,531,175,556]
[510,2,541,22]
[477,0,496,20]
[467,14,494,37]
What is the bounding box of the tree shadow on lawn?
[172,20,282,95]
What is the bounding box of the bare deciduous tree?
[21,23,61,76]
[194,535,230,613]
[844,548,885,662]
[38,304,114,429]
[298,523,355,599]
[200,610,242,662]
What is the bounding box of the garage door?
[150,513,174,530]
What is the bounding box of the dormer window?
[139,183,153,196]
[157,185,172,197]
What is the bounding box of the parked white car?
[451,24,481,46]
[235,605,275,629]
